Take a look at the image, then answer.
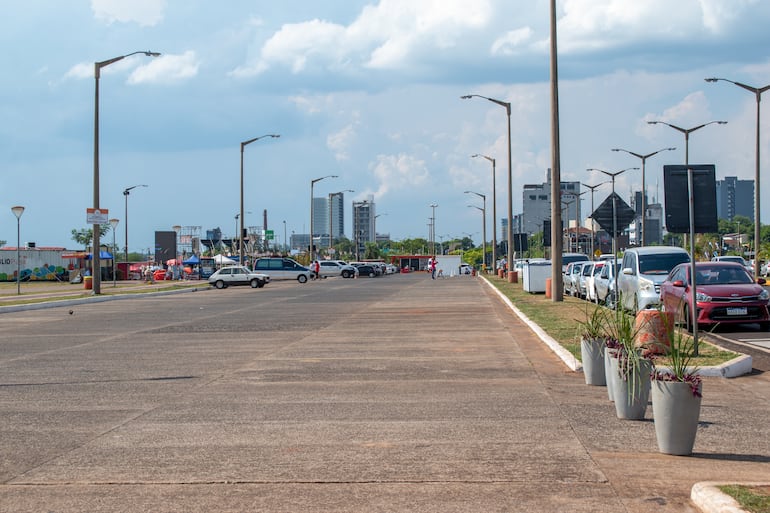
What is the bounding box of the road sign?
[265,230,274,240]
[86,208,109,224]
[589,193,636,238]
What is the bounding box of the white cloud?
[327,123,358,161]
[128,51,199,84]
[233,0,492,76]
[491,27,533,56]
[64,62,93,80]
[91,0,166,27]
[369,153,430,198]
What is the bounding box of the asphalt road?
[1,274,769,512]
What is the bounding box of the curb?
[479,276,752,378]
[691,482,770,513]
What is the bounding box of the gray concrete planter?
[581,337,607,386]
[604,347,617,401]
[610,356,651,420]
[651,380,702,455]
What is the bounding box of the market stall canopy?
[213,254,236,265]
[183,255,200,265]
[82,251,113,260]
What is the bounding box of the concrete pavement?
[0,273,768,512]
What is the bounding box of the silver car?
[317,260,357,278]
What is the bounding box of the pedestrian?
[430,256,437,280]
[314,260,320,279]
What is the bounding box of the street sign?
[663,165,717,233]
[589,193,636,238]
[86,208,109,224]
[265,230,274,240]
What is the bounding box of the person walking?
[430,256,437,280]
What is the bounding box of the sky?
[3,0,770,254]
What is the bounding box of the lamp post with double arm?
[705,77,770,277]
[580,181,606,258]
[465,191,487,270]
[647,120,727,355]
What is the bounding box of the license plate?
[726,307,748,316]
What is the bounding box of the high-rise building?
[352,195,375,257]
[521,169,581,236]
[329,192,346,240]
[716,176,754,221]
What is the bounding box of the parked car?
[561,252,590,273]
[584,261,605,303]
[660,261,770,331]
[351,263,380,277]
[459,263,473,275]
[252,257,312,283]
[711,255,753,275]
[594,261,621,308]
[565,261,585,297]
[617,246,691,313]
[317,260,357,278]
[208,265,270,289]
[577,262,596,299]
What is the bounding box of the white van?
[617,246,690,313]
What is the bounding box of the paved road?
[1,274,769,512]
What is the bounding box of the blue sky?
[3,0,770,253]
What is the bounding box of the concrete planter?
[604,347,617,401]
[610,356,651,420]
[580,337,606,386]
[651,380,702,455]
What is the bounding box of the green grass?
[485,274,740,366]
[719,485,770,513]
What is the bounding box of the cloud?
[491,27,534,56]
[327,123,358,161]
[232,0,492,76]
[128,51,200,84]
[369,153,430,198]
[91,0,166,27]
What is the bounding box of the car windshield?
[639,253,690,275]
[695,266,753,285]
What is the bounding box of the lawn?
[484,273,739,367]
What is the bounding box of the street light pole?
[123,184,147,265]
[580,181,607,258]
[429,203,438,255]
[11,206,24,295]
[648,120,727,355]
[462,94,513,281]
[240,134,280,264]
[705,77,770,277]
[311,175,338,261]
[587,168,638,308]
[611,147,676,246]
[109,218,119,286]
[94,50,160,295]
[472,153,497,272]
[466,191,487,269]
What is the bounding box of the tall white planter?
[651,380,702,455]
[604,347,617,401]
[610,357,651,420]
[581,337,606,386]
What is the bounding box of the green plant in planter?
[576,304,609,386]
[652,323,702,396]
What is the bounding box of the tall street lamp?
[580,181,606,258]
[240,134,280,264]
[429,203,438,255]
[123,184,147,264]
[462,94,513,281]
[109,218,119,286]
[465,191,487,269]
[283,220,287,253]
[329,190,353,251]
[587,167,638,307]
[611,147,676,246]
[648,120,727,355]
[11,206,24,295]
[93,50,160,295]
[705,77,770,277]
[472,153,497,272]
[311,175,338,261]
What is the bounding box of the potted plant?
[604,336,621,401]
[651,325,702,455]
[604,305,653,420]
[577,304,608,386]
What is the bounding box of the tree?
[71,224,112,250]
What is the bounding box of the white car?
[317,260,357,278]
[584,261,605,302]
[208,266,270,289]
[459,263,473,274]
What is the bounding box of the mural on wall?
[0,264,67,282]
[0,249,71,282]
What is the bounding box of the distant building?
[630,192,663,246]
[521,168,581,236]
[352,195,376,257]
[716,176,754,221]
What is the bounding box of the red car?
[660,262,770,331]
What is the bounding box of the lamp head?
[11,206,24,219]
[460,95,473,99]
[109,218,119,229]
[704,77,719,82]
[145,52,161,57]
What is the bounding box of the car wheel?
[342,270,351,278]
[368,271,375,277]
[298,274,308,283]
[760,322,770,332]
[683,304,694,333]
[257,279,265,288]
[215,280,225,289]
[605,292,616,310]
[250,279,259,288]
